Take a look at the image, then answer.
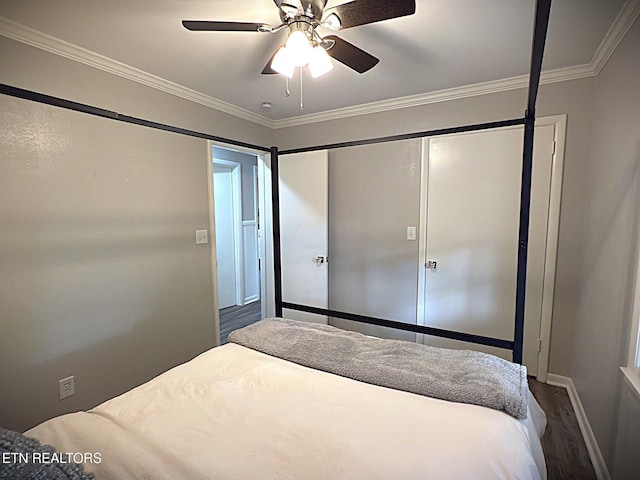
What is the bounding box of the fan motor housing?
[277,0,328,21]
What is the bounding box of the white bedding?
[27,343,547,479]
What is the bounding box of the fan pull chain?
[299,68,304,110]
[285,76,290,97]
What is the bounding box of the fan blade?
[182,20,268,32]
[261,49,280,75]
[323,35,379,73]
[324,0,415,29]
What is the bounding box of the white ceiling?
[0,1,633,123]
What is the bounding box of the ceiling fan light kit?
[271,45,296,78]
[308,44,334,78]
[270,20,334,78]
[286,29,313,67]
[183,0,416,79]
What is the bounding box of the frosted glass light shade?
[271,46,296,78]
[286,30,312,67]
[308,46,333,78]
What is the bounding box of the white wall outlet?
[407,226,417,241]
[59,375,75,400]
[195,229,208,245]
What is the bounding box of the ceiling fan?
[182,0,416,78]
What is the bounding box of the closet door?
[279,150,329,324]
[421,125,555,374]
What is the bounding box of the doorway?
[209,146,272,344]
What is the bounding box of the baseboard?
[546,374,611,480]
[243,295,260,305]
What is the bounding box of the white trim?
[534,115,567,382]
[206,145,221,347]
[251,164,260,292]
[622,109,640,394]
[591,0,640,75]
[630,313,640,369]
[546,374,612,480]
[626,211,640,368]
[271,67,596,129]
[242,220,260,304]
[621,367,640,401]
[415,140,430,341]
[250,164,262,306]
[257,154,275,320]
[2,1,638,129]
[620,144,640,395]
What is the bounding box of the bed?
[22,318,547,480]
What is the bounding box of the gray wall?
[572,17,640,476]
[328,140,421,341]
[0,95,213,431]
[0,37,273,148]
[0,37,272,432]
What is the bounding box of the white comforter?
[27,344,547,479]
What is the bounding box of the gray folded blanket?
[0,427,94,480]
[229,318,528,419]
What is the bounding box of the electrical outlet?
[195,229,208,245]
[59,376,75,400]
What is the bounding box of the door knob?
[314,255,328,265]
[426,260,437,271]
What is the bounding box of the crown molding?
[591,0,640,75]
[0,16,274,128]
[271,63,598,129]
[1,1,638,131]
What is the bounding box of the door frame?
[207,142,274,346]
[415,114,566,381]
[212,159,244,308]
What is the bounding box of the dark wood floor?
[219,300,262,344]
[528,378,597,480]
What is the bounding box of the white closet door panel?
[279,150,328,324]
[423,125,555,373]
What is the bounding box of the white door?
[421,124,555,374]
[279,150,329,324]
[214,165,238,309]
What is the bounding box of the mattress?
[26,343,547,479]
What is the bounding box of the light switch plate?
[195,229,208,245]
[407,226,417,241]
